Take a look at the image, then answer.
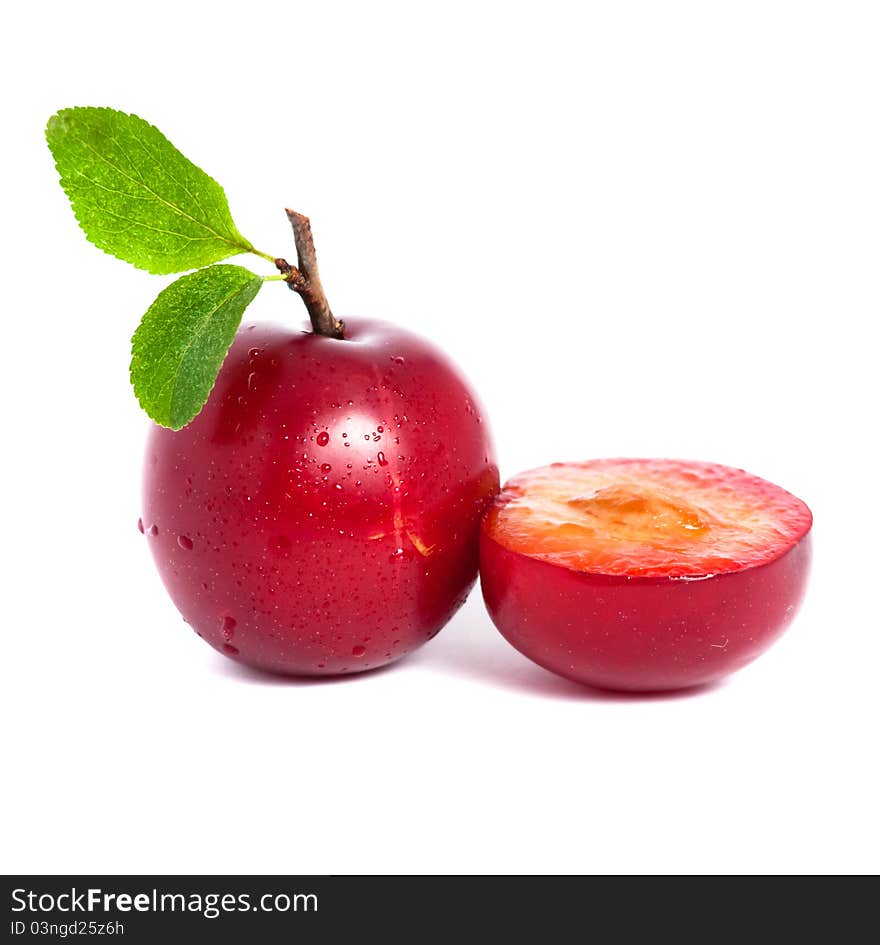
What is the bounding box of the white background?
[3,1,878,874]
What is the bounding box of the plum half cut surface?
[479,459,813,692]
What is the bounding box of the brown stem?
[274,210,345,339]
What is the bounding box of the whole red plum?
[142,319,498,675]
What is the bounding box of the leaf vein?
[76,135,247,252]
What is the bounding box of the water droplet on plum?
[316,431,330,446]
[137,518,145,534]
[352,645,366,657]
[220,615,237,641]
[377,451,388,466]
[177,535,193,550]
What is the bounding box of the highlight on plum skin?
[479,459,813,692]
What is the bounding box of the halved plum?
[479,459,812,691]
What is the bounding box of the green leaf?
[131,266,262,429]
[46,107,258,274]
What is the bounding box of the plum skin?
[142,319,499,675]
[479,531,812,692]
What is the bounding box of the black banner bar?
[2,875,873,942]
